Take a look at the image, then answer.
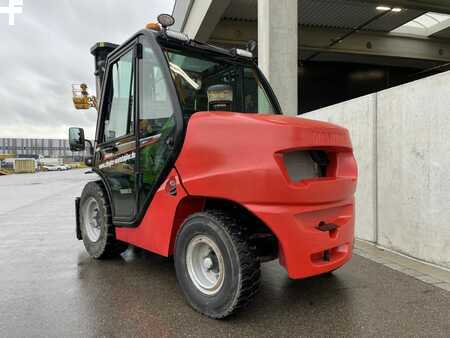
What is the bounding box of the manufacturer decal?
[99,152,135,169]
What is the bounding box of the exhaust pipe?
[90,42,118,99]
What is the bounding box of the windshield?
[162,48,278,117]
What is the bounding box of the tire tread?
[181,209,261,318]
[80,181,127,259]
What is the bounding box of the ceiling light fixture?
[392,7,402,12]
[376,6,391,11]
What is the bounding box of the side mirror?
[69,127,86,151]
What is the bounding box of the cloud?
[0,0,174,139]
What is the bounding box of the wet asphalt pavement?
[0,170,449,337]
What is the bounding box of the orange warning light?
[146,22,161,31]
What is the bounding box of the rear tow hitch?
[316,221,338,232]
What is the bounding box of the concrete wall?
[305,94,378,243]
[304,71,450,269]
[376,72,450,269]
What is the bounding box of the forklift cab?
[70,27,281,227]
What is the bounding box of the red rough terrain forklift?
[69,14,357,318]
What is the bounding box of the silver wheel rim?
[83,197,101,242]
[186,235,225,295]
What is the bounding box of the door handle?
[103,145,118,154]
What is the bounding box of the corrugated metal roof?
[299,0,377,29]
[222,0,427,33]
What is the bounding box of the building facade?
[0,138,86,161]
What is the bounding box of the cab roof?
[91,28,254,63]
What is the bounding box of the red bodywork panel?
[117,112,357,279]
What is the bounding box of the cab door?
[136,37,178,213]
[97,44,138,222]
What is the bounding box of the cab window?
[140,46,174,138]
[163,48,277,117]
[103,50,134,142]
[138,44,176,208]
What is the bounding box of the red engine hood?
[175,112,356,205]
[185,112,352,151]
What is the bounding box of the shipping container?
[14,159,36,173]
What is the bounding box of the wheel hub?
[186,235,225,295]
[83,197,101,242]
[203,257,213,270]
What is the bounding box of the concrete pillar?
[258,0,298,115]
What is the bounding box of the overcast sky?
[0,0,174,139]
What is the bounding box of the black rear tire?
[79,181,128,259]
[174,210,260,319]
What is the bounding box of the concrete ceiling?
[303,51,442,69]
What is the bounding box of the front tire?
[174,210,260,319]
[79,181,127,259]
